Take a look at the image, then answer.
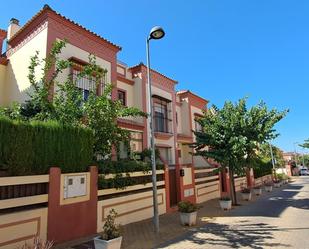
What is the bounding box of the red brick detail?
[117,119,144,131]
[130,64,177,92]
[177,90,208,110]
[47,166,97,244]
[180,165,196,204]
[246,168,255,187]
[8,6,120,52]
[220,168,231,198]
[0,29,7,55]
[154,132,173,140]
[117,74,134,85]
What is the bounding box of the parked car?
[300,168,309,176]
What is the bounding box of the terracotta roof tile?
[8,4,121,51]
[129,62,177,84]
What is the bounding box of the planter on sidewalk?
[274,181,281,188]
[265,184,273,192]
[94,209,122,249]
[241,188,252,201]
[94,236,122,249]
[253,187,262,196]
[219,197,232,210]
[178,201,198,226]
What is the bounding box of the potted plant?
[219,196,232,210]
[264,182,273,192]
[241,187,252,201]
[94,209,122,249]
[178,201,198,226]
[253,185,262,196]
[273,179,281,188]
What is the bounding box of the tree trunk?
[229,169,238,205]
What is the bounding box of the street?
[159,177,309,249]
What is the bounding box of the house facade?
[0,5,210,171]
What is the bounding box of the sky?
[0,0,308,153]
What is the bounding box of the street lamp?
[269,143,276,177]
[146,26,165,234]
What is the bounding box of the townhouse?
[0,4,210,167]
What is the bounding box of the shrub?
[220,196,231,201]
[97,160,164,174]
[241,188,251,193]
[101,209,121,240]
[178,201,198,213]
[0,117,94,175]
[253,158,273,178]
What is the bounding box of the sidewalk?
[55,186,282,249]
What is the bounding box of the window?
[130,131,143,153]
[72,62,104,101]
[194,115,203,132]
[153,96,172,133]
[117,90,126,106]
[118,131,143,159]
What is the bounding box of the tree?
[301,139,309,149]
[192,98,287,205]
[2,40,145,159]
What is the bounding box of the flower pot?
[253,188,262,196]
[219,200,232,210]
[180,211,197,226]
[94,236,122,249]
[265,185,272,192]
[274,182,281,188]
[241,192,252,201]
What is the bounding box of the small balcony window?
[117,89,126,106]
[153,96,172,133]
[72,61,105,101]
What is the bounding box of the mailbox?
[180,168,185,177]
[64,174,87,199]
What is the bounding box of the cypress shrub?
[0,117,94,175]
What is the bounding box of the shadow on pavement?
[158,221,291,249]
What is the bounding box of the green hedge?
[0,117,94,175]
[96,160,164,174]
[252,158,273,178]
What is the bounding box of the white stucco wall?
[4,27,48,105]
[0,64,6,105]
[56,41,112,86]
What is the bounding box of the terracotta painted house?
[0,4,211,171]
[0,6,261,248]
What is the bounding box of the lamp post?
[269,143,276,178]
[146,26,165,234]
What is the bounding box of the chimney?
[7,18,20,41]
[0,29,7,55]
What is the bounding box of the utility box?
[64,174,87,199]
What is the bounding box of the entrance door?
[168,167,178,207]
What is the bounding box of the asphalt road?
[159,177,309,249]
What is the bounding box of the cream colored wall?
[183,168,192,185]
[4,27,48,105]
[117,80,143,124]
[0,64,7,105]
[155,137,175,164]
[97,188,166,230]
[179,99,190,136]
[0,208,48,249]
[56,41,112,90]
[179,144,193,165]
[195,180,220,204]
[116,65,125,75]
[234,177,247,191]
